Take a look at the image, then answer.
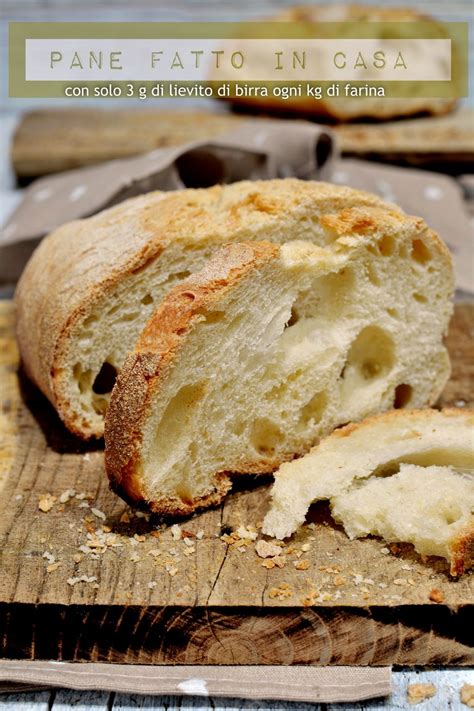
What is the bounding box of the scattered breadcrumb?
[129,552,140,563]
[268,583,293,600]
[407,683,436,705]
[302,588,320,606]
[165,563,178,577]
[91,508,106,521]
[301,543,311,552]
[380,547,390,555]
[148,549,161,558]
[46,562,61,573]
[196,530,204,540]
[59,489,76,504]
[171,524,182,540]
[429,588,444,604]
[294,559,310,571]
[333,575,346,586]
[15,494,23,501]
[261,555,286,570]
[42,551,55,565]
[236,525,258,541]
[120,511,131,523]
[394,578,408,586]
[460,684,474,708]
[38,494,56,512]
[67,575,97,587]
[255,539,282,558]
[73,554,82,563]
[319,564,340,574]
[148,581,157,590]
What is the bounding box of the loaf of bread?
[225,4,457,121]
[104,218,453,516]
[263,409,473,576]
[16,179,411,439]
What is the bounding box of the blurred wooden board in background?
[0,301,473,666]
[11,108,474,180]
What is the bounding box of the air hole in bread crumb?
[92,362,118,395]
[394,383,413,409]
[413,292,427,304]
[141,293,154,305]
[378,234,396,256]
[411,239,432,264]
[73,364,92,394]
[231,420,246,436]
[387,308,399,318]
[366,262,381,287]
[299,391,327,426]
[344,326,395,382]
[251,418,283,456]
[201,310,226,325]
[286,307,299,328]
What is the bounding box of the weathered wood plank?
[0,691,52,710]
[11,108,474,180]
[52,688,111,710]
[0,302,472,665]
[112,696,321,710]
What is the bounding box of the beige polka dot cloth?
[0,118,472,292]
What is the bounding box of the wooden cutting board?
[0,301,472,666]
[12,108,474,179]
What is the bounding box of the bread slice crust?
[105,242,278,515]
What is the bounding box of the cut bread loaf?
[16,179,423,439]
[262,409,474,576]
[104,221,453,516]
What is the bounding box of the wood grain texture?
[11,108,474,180]
[11,110,242,178]
[0,302,472,665]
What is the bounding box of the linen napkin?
[0,661,391,703]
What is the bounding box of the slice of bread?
[15,179,420,439]
[332,463,473,577]
[104,221,453,517]
[262,409,474,576]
